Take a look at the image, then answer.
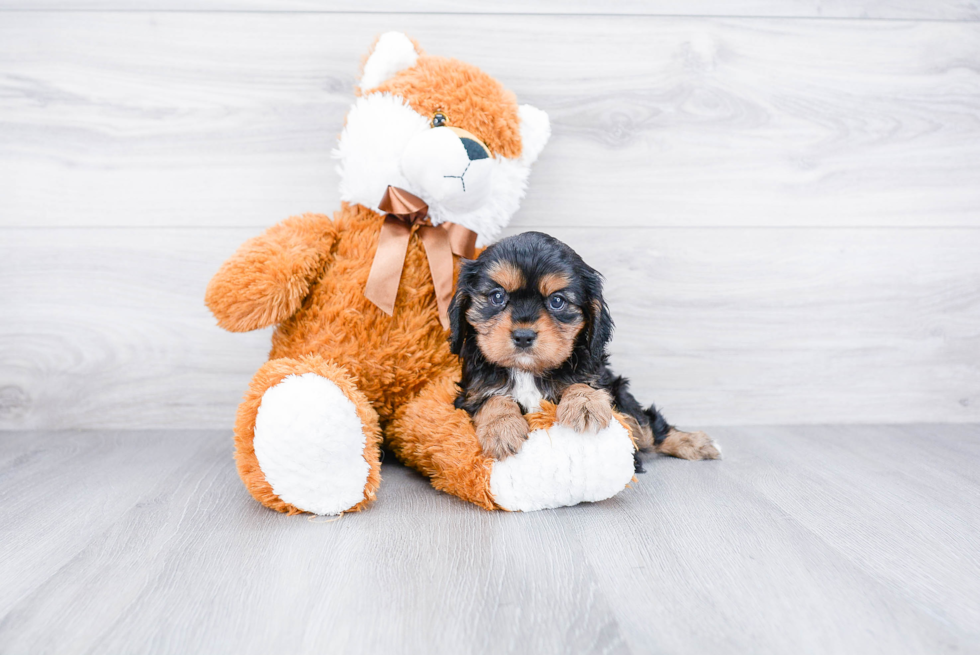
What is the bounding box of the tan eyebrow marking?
[539,272,570,297]
[487,260,525,292]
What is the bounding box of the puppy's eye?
[431,111,448,128]
[489,290,507,306]
[549,295,567,311]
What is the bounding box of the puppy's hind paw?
[656,429,721,461]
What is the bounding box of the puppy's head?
[449,232,613,374]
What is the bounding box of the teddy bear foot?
[388,375,637,512]
[235,356,382,515]
[251,373,372,515]
[489,418,636,512]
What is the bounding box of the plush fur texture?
[254,372,373,516]
[386,371,639,512]
[208,34,566,515]
[358,31,419,93]
[205,214,338,333]
[490,407,637,512]
[387,368,497,510]
[215,204,458,513]
[207,33,687,515]
[233,355,382,515]
[334,33,550,246]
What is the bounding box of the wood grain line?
[1,2,978,20]
[1,13,978,228]
[1,226,977,428]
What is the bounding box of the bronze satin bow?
[364,186,477,329]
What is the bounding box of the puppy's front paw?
[657,429,721,460]
[474,395,530,460]
[556,384,613,434]
[477,414,530,460]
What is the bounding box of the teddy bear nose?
[511,328,537,349]
[460,137,489,161]
[444,126,491,161]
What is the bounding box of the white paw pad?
[254,373,369,515]
[489,420,636,512]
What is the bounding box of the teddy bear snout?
[399,126,494,213]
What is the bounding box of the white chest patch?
[510,370,543,413]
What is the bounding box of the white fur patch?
[490,420,635,512]
[360,31,418,92]
[332,90,550,247]
[253,373,370,515]
[518,104,551,166]
[429,155,532,247]
[334,93,430,211]
[509,370,542,413]
[400,127,494,212]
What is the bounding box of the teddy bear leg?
[387,372,498,510]
[234,355,382,515]
[388,372,636,512]
[389,371,638,512]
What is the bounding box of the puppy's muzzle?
[511,328,537,350]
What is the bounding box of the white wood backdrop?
[1,5,978,429]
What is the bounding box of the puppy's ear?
[449,260,479,355]
[583,268,614,361]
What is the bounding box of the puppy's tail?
[606,370,719,466]
[643,402,673,448]
[633,401,673,474]
[605,373,673,451]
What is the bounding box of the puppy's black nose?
[511,328,537,349]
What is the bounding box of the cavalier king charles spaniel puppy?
[449,231,720,469]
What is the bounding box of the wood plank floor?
[2,426,978,654]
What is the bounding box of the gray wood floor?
[2,426,978,654]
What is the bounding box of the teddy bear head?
[333,32,550,246]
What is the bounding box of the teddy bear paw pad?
[253,373,370,515]
[489,419,635,512]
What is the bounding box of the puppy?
[448,231,720,468]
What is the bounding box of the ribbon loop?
[364,185,477,329]
[377,186,429,226]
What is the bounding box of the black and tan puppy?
[449,231,720,468]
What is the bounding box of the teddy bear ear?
[518,104,551,166]
[359,32,422,92]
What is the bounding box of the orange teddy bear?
[206,32,638,515]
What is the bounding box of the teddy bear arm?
[205,213,338,332]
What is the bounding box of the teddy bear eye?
[431,111,448,128]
